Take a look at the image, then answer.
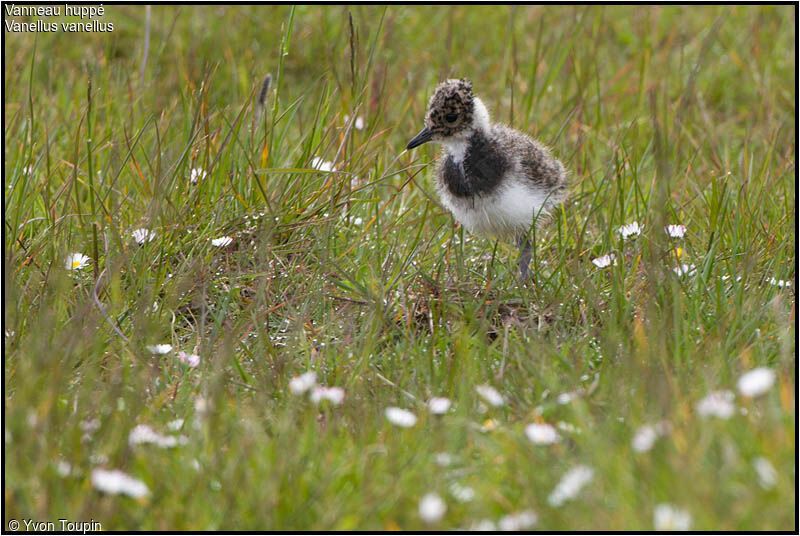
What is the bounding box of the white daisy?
[434,452,454,466]
[767,277,791,288]
[427,397,452,415]
[310,386,345,405]
[167,419,185,431]
[475,385,504,407]
[80,418,100,433]
[128,424,160,446]
[146,344,172,355]
[556,421,581,434]
[665,225,687,238]
[618,221,641,239]
[557,391,580,405]
[177,351,200,368]
[449,482,475,503]
[132,228,156,244]
[91,468,150,498]
[128,424,187,448]
[66,253,90,271]
[385,407,417,428]
[631,421,669,453]
[547,465,594,507]
[344,115,365,130]
[210,236,233,247]
[88,453,108,465]
[194,396,209,415]
[673,263,696,277]
[56,460,72,477]
[737,367,775,397]
[419,492,446,524]
[591,253,616,268]
[653,503,692,531]
[288,371,316,395]
[695,390,735,419]
[311,157,335,172]
[353,217,363,226]
[190,167,206,183]
[480,418,498,432]
[525,423,560,445]
[498,510,538,531]
[468,519,497,531]
[752,456,777,489]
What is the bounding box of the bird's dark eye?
[445,113,459,123]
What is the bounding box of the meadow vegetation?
[4,5,796,530]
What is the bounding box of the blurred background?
[4,5,795,531]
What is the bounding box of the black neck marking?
[441,130,509,198]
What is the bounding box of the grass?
[3,4,796,531]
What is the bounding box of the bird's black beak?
[406,126,433,150]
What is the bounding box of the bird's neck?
[442,138,469,163]
[442,97,491,164]
[472,97,491,133]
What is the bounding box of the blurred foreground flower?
[91,469,149,498]
[289,371,316,395]
[547,465,594,507]
[468,520,496,531]
[56,460,72,477]
[177,351,200,368]
[752,457,777,489]
[385,407,417,427]
[310,386,345,405]
[557,391,581,405]
[653,503,691,531]
[631,421,669,453]
[434,452,454,466]
[419,493,446,523]
[449,482,475,503]
[66,253,90,271]
[128,424,187,448]
[475,385,504,407]
[498,510,538,531]
[428,397,451,414]
[525,423,560,445]
[480,418,498,432]
[695,390,735,419]
[737,367,775,397]
[167,419,184,431]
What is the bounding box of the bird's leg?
[516,234,533,282]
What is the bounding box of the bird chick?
[407,78,567,279]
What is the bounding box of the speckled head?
[407,78,488,150]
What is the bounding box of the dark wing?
[519,142,566,191]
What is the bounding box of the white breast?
[437,169,552,238]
